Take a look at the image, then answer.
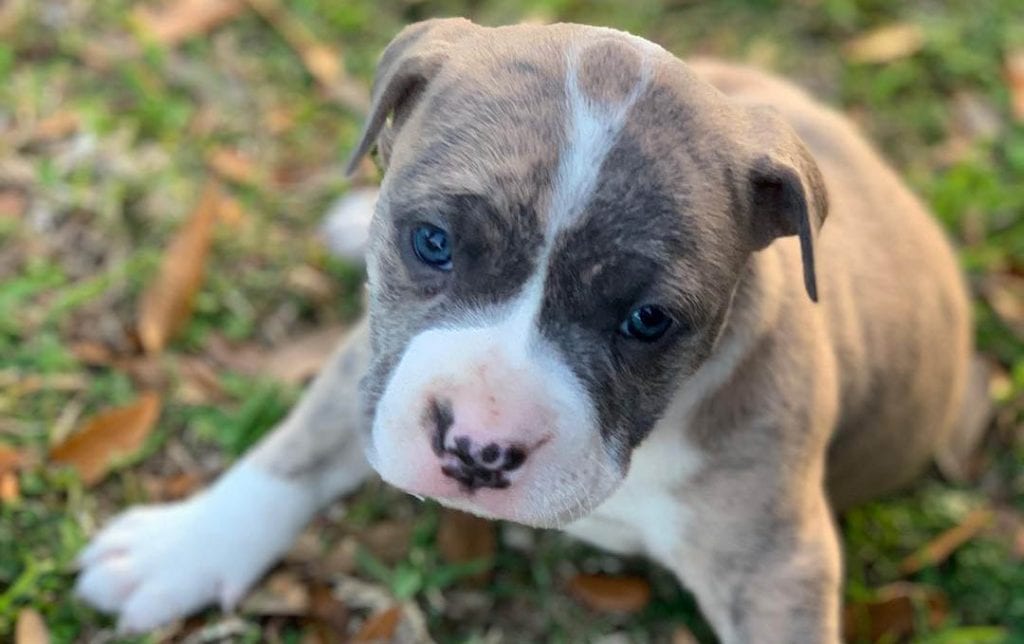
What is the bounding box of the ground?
[1,0,1023,642]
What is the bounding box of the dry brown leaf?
[0,189,27,219]
[352,605,402,643]
[217,192,246,227]
[33,111,79,141]
[437,508,495,584]
[308,582,350,639]
[176,357,227,405]
[15,607,50,644]
[843,582,948,642]
[844,23,924,64]
[0,472,19,503]
[567,574,652,614]
[287,265,334,302]
[242,0,369,113]
[137,183,221,354]
[70,340,115,366]
[206,334,266,375]
[241,571,311,616]
[133,0,246,46]
[900,507,993,574]
[49,392,162,486]
[0,443,25,474]
[207,147,260,186]
[263,326,346,385]
[358,519,415,566]
[142,471,204,501]
[1007,50,1024,123]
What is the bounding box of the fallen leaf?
[15,608,50,644]
[567,574,652,614]
[0,189,27,219]
[352,605,402,643]
[0,472,19,503]
[142,471,204,501]
[33,111,79,141]
[0,443,25,474]
[133,0,246,46]
[262,326,346,385]
[137,182,221,353]
[308,582,349,639]
[176,357,227,405]
[241,571,310,616]
[206,334,266,375]
[243,0,369,113]
[70,340,115,366]
[357,519,415,566]
[287,265,335,302]
[217,192,246,227]
[1007,50,1024,123]
[263,105,296,134]
[207,147,260,186]
[437,508,495,584]
[0,371,87,395]
[0,0,26,38]
[900,507,993,574]
[843,582,948,642]
[49,392,162,486]
[844,23,924,64]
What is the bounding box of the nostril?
[480,443,500,464]
[502,446,526,471]
[429,397,455,456]
[453,436,475,465]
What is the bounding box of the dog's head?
[348,19,827,527]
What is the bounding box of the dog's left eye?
[620,304,673,342]
[411,223,452,271]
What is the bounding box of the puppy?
[75,19,982,643]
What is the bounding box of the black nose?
[428,398,528,491]
[440,437,527,491]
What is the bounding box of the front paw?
[75,462,316,633]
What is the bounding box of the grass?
[1,0,1022,642]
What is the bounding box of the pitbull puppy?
[75,19,981,643]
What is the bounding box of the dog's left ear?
[741,106,829,302]
[346,18,479,175]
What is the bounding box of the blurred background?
[1,0,1023,642]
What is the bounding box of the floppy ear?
[742,106,829,302]
[345,18,478,175]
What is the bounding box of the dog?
[74,19,985,642]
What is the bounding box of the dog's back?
[691,60,975,508]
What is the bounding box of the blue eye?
[620,305,673,342]
[411,224,452,270]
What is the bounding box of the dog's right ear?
[345,18,478,175]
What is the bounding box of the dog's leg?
[673,458,842,644]
[75,319,373,633]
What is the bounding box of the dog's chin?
[364,442,624,529]
[430,489,615,529]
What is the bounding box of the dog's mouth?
[363,434,625,529]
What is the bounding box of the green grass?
[1,0,1022,642]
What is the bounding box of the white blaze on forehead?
[545,40,653,240]
[506,37,655,344]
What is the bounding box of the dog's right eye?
[411,224,453,271]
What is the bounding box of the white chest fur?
[562,409,702,567]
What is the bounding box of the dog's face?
[350,20,826,527]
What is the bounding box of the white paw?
[75,462,316,633]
